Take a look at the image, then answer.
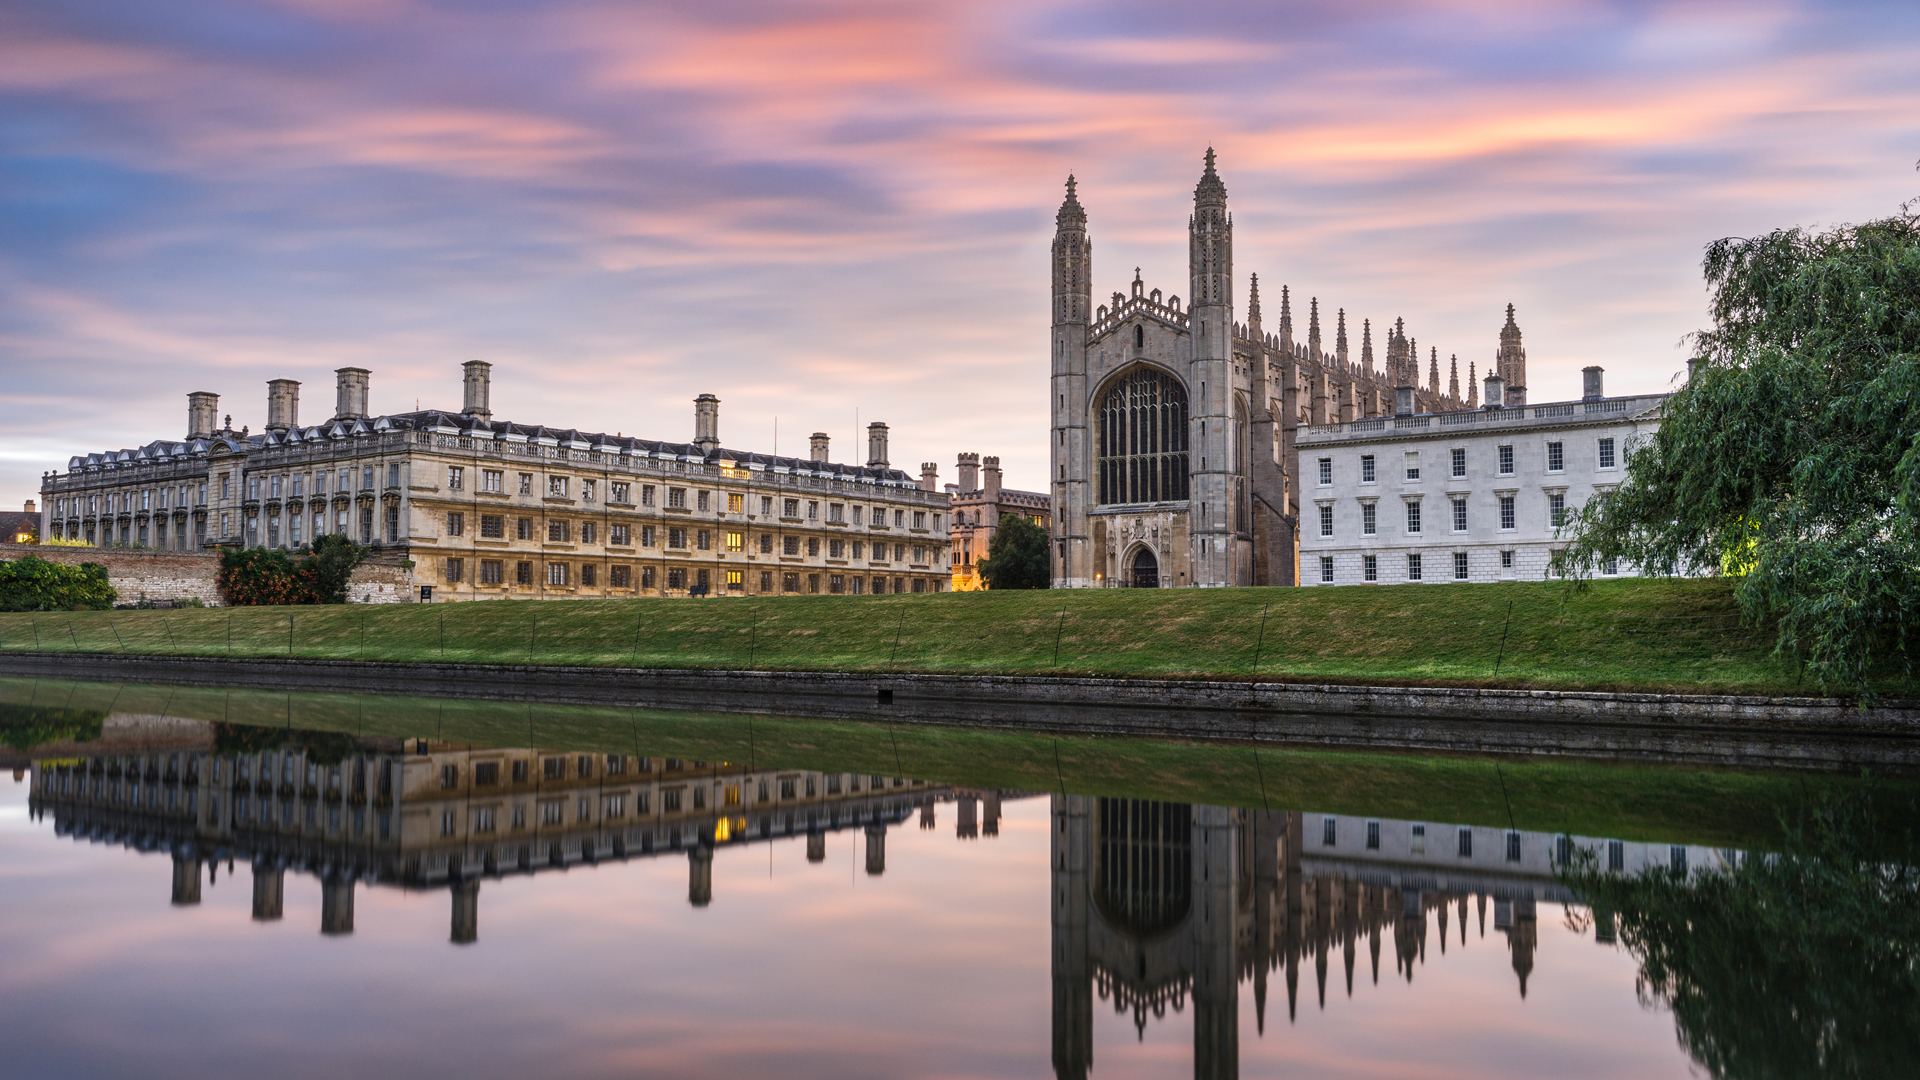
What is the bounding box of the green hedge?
[0,556,116,612]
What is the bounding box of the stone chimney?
[334,368,370,421]
[266,379,299,433]
[866,422,890,469]
[24,499,35,514]
[187,392,220,439]
[809,433,831,462]
[462,361,492,419]
[920,463,938,492]
[1483,373,1505,410]
[956,452,980,492]
[1394,386,1415,417]
[693,394,720,454]
[1582,366,1604,400]
[983,455,1003,502]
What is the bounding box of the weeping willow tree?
[1565,786,1920,1079]
[1561,204,1920,691]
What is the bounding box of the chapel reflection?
[23,716,1020,943]
[1051,795,1737,1080]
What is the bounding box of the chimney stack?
[809,433,831,462]
[187,392,220,440]
[266,379,300,433]
[983,455,1003,502]
[462,361,492,419]
[24,499,35,515]
[334,368,370,420]
[1483,373,1505,410]
[693,394,720,455]
[1394,385,1415,417]
[1582,366,1604,400]
[866,422,890,469]
[956,452,980,492]
[920,463,938,492]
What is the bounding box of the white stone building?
[1294,367,1666,586]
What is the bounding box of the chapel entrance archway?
[1130,548,1160,589]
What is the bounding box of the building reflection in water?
[1051,795,1739,1080]
[24,718,1024,944]
[20,713,1742,1078]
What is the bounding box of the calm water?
[1,683,1911,1079]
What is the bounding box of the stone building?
[1052,151,1501,589]
[1050,794,1729,1078]
[943,453,1051,590]
[39,365,951,599]
[1295,365,1667,585]
[28,730,949,937]
[0,500,37,545]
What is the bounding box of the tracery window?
[1097,367,1189,505]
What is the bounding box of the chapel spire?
[1307,297,1322,360]
[1361,318,1374,372]
[1247,273,1262,326]
[1429,348,1440,394]
[1278,285,1294,350]
[1467,361,1479,408]
[1497,302,1527,398]
[1336,308,1349,367]
[1448,354,1460,402]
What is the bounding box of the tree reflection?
[1567,788,1920,1079]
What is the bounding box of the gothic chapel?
[1050,151,1486,588]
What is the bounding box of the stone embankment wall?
[0,543,416,606]
[1,652,1914,773]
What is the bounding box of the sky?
[2,0,1917,502]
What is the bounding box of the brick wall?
[0,543,417,606]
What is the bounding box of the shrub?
[0,556,117,612]
[216,536,369,606]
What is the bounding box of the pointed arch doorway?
[1130,548,1159,589]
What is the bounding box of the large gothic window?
[1098,367,1189,506]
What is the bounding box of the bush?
[216,536,369,606]
[0,556,117,612]
[978,514,1051,590]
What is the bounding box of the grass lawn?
[8,676,1913,849]
[0,577,1870,695]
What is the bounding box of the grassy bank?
[7,676,1913,849]
[0,578,1840,694]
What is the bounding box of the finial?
[1066,174,1076,199]
[1449,353,1460,399]
[1134,267,1142,283]
[1204,147,1217,174]
[1247,274,1262,321]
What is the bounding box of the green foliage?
[978,513,1051,590]
[0,556,116,612]
[0,703,106,750]
[1565,784,1920,1079]
[211,722,365,766]
[216,536,368,606]
[306,534,368,604]
[217,547,314,606]
[1562,205,1920,691]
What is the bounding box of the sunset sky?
[3,0,1916,500]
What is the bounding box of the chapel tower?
[1050,176,1094,587]
[1188,150,1238,586]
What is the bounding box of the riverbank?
[7,675,1917,848]
[3,650,1914,772]
[0,578,1864,694]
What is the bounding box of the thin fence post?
[288,612,294,656]
[1251,602,1271,677]
[1493,600,1516,677]
[1053,609,1067,668]
[109,615,127,653]
[66,619,79,652]
[529,611,538,663]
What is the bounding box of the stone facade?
[1052,151,1505,589]
[1295,368,1666,585]
[38,366,951,601]
[943,453,1051,590]
[0,542,416,606]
